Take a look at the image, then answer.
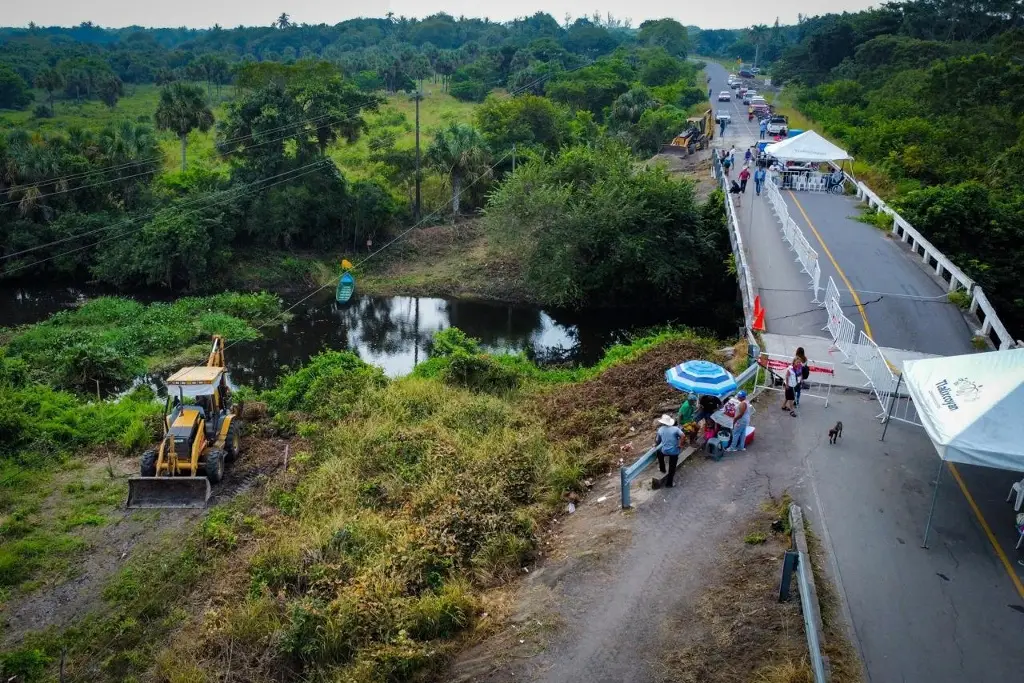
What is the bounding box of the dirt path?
[450,394,818,683]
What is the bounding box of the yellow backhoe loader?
[126,335,242,509]
[660,108,715,157]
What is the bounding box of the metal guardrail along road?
[619,362,760,509]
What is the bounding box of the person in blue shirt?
[754,166,767,196]
[759,118,767,140]
[653,414,685,488]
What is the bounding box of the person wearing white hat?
[653,414,685,489]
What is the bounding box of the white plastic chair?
[1007,478,1024,512]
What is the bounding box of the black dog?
[828,421,843,445]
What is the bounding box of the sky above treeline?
[5,1,879,31]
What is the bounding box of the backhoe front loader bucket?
[127,476,211,509]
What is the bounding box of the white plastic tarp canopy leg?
[900,349,1024,546]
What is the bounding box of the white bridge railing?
[855,181,1020,350]
[714,154,757,332]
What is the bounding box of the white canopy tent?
[896,349,1024,545]
[763,130,852,162]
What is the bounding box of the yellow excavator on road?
[126,335,242,509]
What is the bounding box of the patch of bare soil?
[646,148,718,201]
[363,220,534,304]
[658,499,812,683]
[0,433,292,647]
[538,339,723,460]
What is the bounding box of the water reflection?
[0,286,739,391]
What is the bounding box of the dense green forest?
[762,0,1024,335]
[0,13,718,307]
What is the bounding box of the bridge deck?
[781,190,975,356]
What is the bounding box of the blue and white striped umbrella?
[665,360,737,398]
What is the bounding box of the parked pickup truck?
[766,114,789,135]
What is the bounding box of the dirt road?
[451,391,820,683]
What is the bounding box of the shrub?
[262,351,387,419]
[32,104,52,119]
[427,327,480,358]
[947,289,971,309]
[440,352,521,393]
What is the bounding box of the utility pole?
[413,90,423,223]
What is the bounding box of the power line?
[1,161,331,276]
[1,159,332,262]
[225,149,514,350]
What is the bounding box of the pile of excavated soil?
[538,339,719,456]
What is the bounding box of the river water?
[1,286,738,389]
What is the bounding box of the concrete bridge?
[703,60,1024,683]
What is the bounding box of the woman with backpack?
[782,358,799,415]
[794,347,809,407]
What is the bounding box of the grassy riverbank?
[0,325,732,682]
[230,221,533,305]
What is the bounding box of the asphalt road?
[704,60,974,356]
[799,394,1024,683]
[705,61,759,148]
[782,191,976,356]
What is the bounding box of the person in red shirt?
[739,165,751,193]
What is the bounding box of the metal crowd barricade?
[765,176,822,303]
[754,353,834,406]
[823,296,856,362]
[822,276,841,311]
[853,330,900,419]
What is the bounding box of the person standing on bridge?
[728,146,736,166]
[739,166,751,193]
[653,415,684,488]
[754,165,766,195]
[759,118,767,140]
[782,358,799,415]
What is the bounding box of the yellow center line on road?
[786,189,1024,600]
[947,462,1024,599]
[787,190,874,339]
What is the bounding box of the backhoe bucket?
[127,476,211,509]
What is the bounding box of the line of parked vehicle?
[716,72,789,136]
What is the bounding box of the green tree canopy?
[486,142,731,309]
[0,64,32,109]
[154,82,215,172]
[637,19,690,57]
[426,122,492,215]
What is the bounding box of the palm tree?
[748,24,770,68]
[35,68,64,117]
[612,87,658,127]
[154,83,214,172]
[426,123,491,216]
[276,13,291,29]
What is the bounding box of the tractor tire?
[225,421,241,462]
[204,449,227,484]
[140,449,158,477]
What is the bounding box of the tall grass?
[4,292,280,390]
